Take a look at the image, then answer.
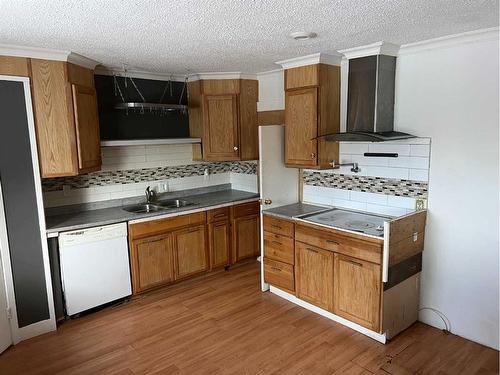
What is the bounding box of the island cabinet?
[230,201,260,263]
[30,59,101,178]
[284,63,340,169]
[188,79,258,161]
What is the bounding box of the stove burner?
[345,220,375,230]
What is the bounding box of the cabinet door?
[208,220,230,269]
[174,224,208,279]
[232,215,260,263]
[131,234,175,293]
[334,254,381,331]
[295,241,334,311]
[72,84,102,173]
[31,59,79,177]
[284,87,318,167]
[203,94,240,161]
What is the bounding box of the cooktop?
[300,208,391,237]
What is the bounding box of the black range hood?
[321,54,415,142]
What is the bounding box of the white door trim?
[0,75,56,343]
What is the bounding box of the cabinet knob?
[310,153,316,159]
[234,146,239,151]
[264,198,272,205]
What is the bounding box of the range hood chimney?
[323,42,416,142]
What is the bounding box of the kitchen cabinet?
[231,201,260,263]
[333,253,381,332]
[188,79,258,161]
[284,63,340,169]
[0,56,30,76]
[174,224,208,280]
[208,207,231,269]
[130,233,175,294]
[295,241,334,311]
[30,59,101,178]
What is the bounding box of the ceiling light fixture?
[290,31,317,41]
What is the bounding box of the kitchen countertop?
[262,203,329,220]
[45,189,259,235]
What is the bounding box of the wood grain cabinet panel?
[203,94,240,160]
[333,253,382,332]
[131,234,175,294]
[208,220,230,269]
[263,231,294,265]
[295,241,334,311]
[174,224,208,280]
[263,216,294,237]
[0,56,30,76]
[264,258,294,292]
[232,214,260,263]
[72,84,101,173]
[285,65,319,89]
[285,87,318,166]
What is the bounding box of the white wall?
[257,70,284,112]
[395,30,499,349]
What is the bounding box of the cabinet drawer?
[129,212,207,240]
[207,207,230,223]
[263,215,294,237]
[264,258,294,292]
[264,231,294,265]
[232,201,260,218]
[295,223,383,264]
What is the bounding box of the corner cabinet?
[30,59,101,178]
[284,64,340,169]
[188,79,258,161]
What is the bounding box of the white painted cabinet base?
[269,286,387,344]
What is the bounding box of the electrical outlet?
[158,182,169,193]
[415,198,427,211]
[203,168,209,180]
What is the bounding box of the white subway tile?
[363,166,409,180]
[388,156,429,169]
[339,142,369,155]
[387,195,417,209]
[351,154,389,167]
[410,144,431,157]
[368,143,411,156]
[349,191,388,205]
[101,145,145,158]
[109,190,140,200]
[332,199,367,211]
[409,169,429,182]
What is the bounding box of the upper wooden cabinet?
[0,56,31,77]
[188,79,258,161]
[30,59,101,178]
[284,63,340,169]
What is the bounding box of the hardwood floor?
[0,262,497,375]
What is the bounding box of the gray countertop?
[262,202,328,220]
[45,189,259,234]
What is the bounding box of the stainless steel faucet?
[329,161,361,173]
[145,186,156,203]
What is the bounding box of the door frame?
[0,75,57,344]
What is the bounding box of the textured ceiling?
[0,0,498,74]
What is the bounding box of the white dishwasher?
[58,223,132,316]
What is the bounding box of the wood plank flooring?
[0,262,497,375]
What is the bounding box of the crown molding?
[256,68,283,77]
[399,27,499,55]
[95,66,186,82]
[187,72,258,81]
[339,41,400,59]
[0,44,99,69]
[275,52,343,69]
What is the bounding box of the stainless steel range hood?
[322,53,415,142]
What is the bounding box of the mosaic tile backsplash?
[42,161,257,192]
[303,171,428,198]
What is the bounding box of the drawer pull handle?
[271,224,282,229]
[326,240,339,245]
[272,241,282,246]
[347,260,363,267]
[213,213,226,218]
[306,247,318,253]
[271,267,282,272]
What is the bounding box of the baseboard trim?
[269,286,387,344]
[16,319,56,343]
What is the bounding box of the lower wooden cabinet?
[174,224,208,280]
[333,253,381,332]
[295,241,334,311]
[264,258,294,292]
[208,220,231,269]
[130,233,175,294]
[232,214,260,263]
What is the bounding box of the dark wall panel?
[0,80,49,327]
[95,75,189,140]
